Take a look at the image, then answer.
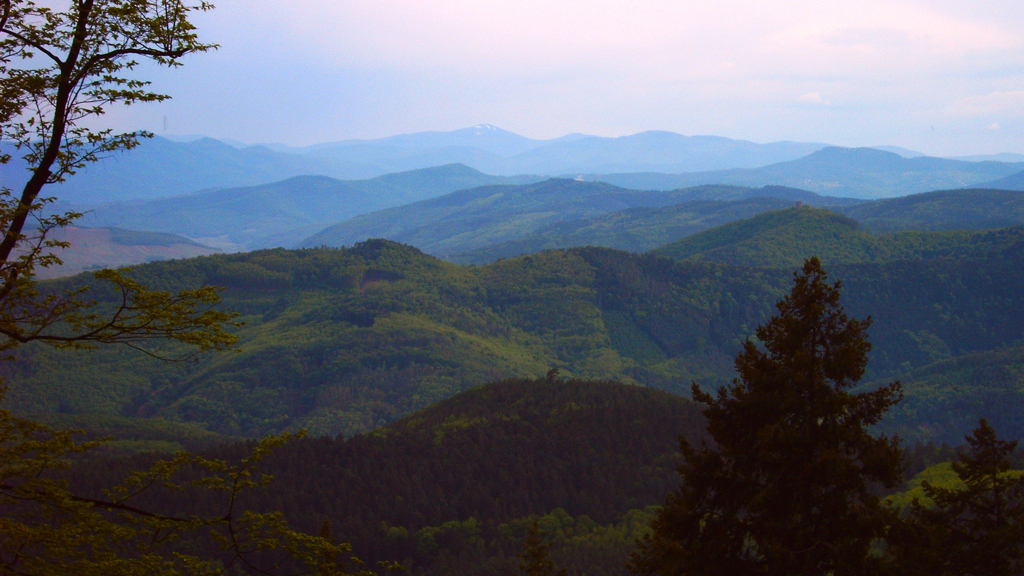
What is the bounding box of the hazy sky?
[111,0,1024,155]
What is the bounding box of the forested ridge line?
[7,227,1024,444]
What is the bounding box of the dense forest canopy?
[7,222,1024,444]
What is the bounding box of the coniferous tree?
[630,257,904,576]
[889,419,1024,576]
[519,522,567,576]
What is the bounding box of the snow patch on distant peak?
[472,124,499,131]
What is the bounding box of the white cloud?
[798,92,828,104]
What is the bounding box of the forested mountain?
[866,345,1024,445]
[653,206,1024,268]
[586,147,1023,198]
[300,181,851,257]
[981,169,1024,190]
[68,377,703,575]
[300,184,1024,266]
[77,165,541,250]
[835,188,1024,232]
[9,237,1024,444]
[451,197,799,264]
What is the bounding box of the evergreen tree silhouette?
[630,257,904,576]
[889,419,1024,576]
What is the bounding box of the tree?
[630,257,904,576]
[888,419,1024,576]
[0,2,382,574]
[518,522,566,576]
[0,0,234,358]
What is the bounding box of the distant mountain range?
[0,138,384,204]
[77,165,541,250]
[585,147,1024,198]
[7,126,1022,206]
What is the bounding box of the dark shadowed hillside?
[67,377,706,574]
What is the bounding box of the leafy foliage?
[518,522,567,576]
[0,396,374,576]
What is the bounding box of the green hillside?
[300,181,848,258]
[27,413,234,454]
[451,197,797,264]
[868,345,1024,445]
[6,238,1024,445]
[80,164,541,250]
[653,206,1024,268]
[835,188,1024,232]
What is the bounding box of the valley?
[5,126,1024,576]
[5,0,1024,571]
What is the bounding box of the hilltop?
[652,206,1024,268]
[8,237,1024,444]
[451,196,798,264]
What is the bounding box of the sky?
[109,0,1024,156]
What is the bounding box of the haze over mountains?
[77,165,541,251]
[5,123,1024,278]
[12,121,1024,573]
[6,125,1023,210]
[585,147,1024,198]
